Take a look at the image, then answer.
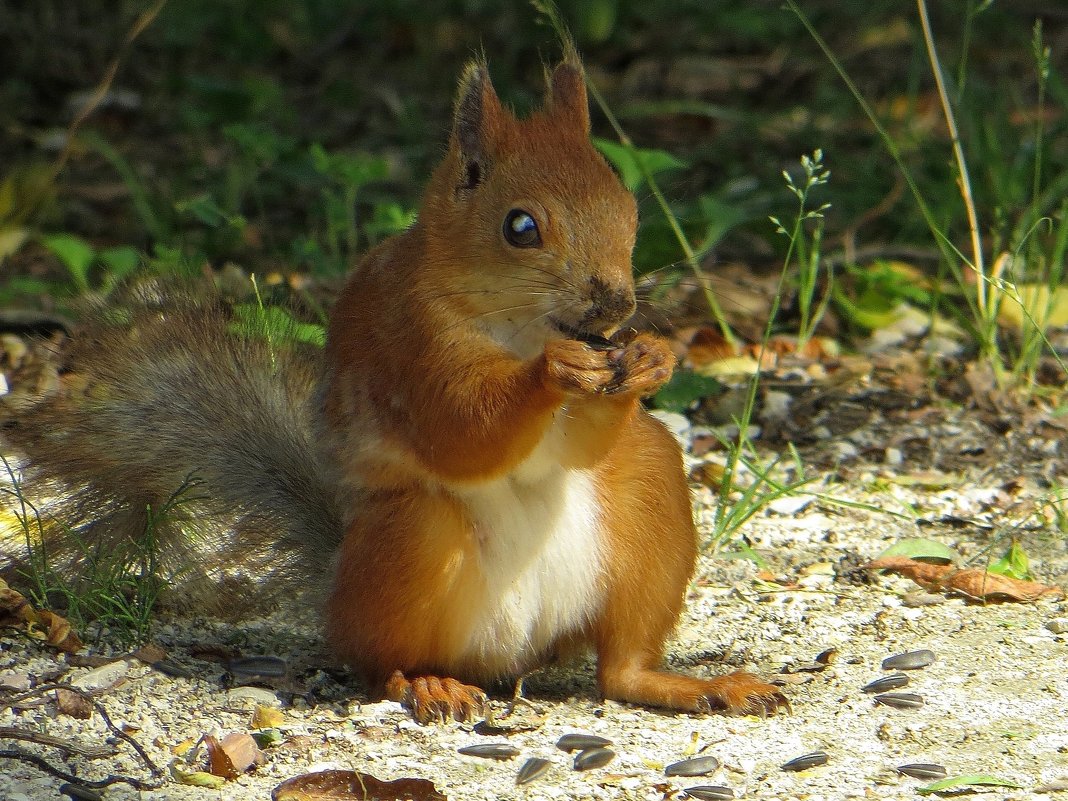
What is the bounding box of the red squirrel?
[5,54,786,723]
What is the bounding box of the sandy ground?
[1,411,1067,801]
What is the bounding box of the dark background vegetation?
[0,1,1065,337]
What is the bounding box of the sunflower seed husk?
[684,785,735,800]
[862,673,909,693]
[60,784,103,801]
[516,757,551,785]
[151,658,193,679]
[556,733,612,752]
[874,692,925,709]
[781,751,829,771]
[226,656,288,679]
[896,763,948,780]
[457,743,520,760]
[665,755,721,777]
[577,331,617,351]
[573,746,615,771]
[881,649,935,671]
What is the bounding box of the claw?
[702,670,790,716]
[386,671,488,724]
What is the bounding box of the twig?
[87,686,164,776]
[0,727,114,758]
[0,683,164,776]
[19,0,170,218]
[0,749,165,791]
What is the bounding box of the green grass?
[2,457,197,647]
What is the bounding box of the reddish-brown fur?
[320,55,786,722]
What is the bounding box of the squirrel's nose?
[585,276,636,331]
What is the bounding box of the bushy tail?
[1,301,344,612]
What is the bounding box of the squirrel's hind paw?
[385,670,488,724]
[697,670,790,717]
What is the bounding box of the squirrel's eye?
[503,209,541,248]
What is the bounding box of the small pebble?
[516,757,551,785]
[225,686,282,706]
[665,755,721,777]
[874,692,925,709]
[457,743,520,760]
[573,747,615,771]
[862,673,909,693]
[781,751,829,771]
[1045,618,1068,635]
[70,661,129,692]
[556,733,611,752]
[882,649,935,670]
[684,786,735,800]
[896,763,948,780]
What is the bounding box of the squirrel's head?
[423,53,638,357]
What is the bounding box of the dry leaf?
[172,738,198,756]
[272,770,446,801]
[133,644,168,665]
[35,610,83,653]
[171,764,227,789]
[743,335,839,361]
[0,579,33,623]
[205,733,263,779]
[0,579,82,653]
[866,557,1065,602]
[685,327,738,367]
[252,704,285,729]
[54,688,94,719]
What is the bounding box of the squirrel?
[3,52,787,723]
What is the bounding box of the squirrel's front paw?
[543,338,620,395]
[544,334,674,397]
[602,333,675,397]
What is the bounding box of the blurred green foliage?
[0,0,1063,342]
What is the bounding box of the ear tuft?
[452,59,500,190]
[546,51,590,133]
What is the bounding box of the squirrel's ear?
[545,58,590,134]
[452,60,502,191]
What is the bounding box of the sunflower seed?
[578,332,617,350]
[881,649,935,671]
[684,785,735,800]
[516,757,551,785]
[457,743,520,760]
[896,763,948,780]
[665,755,721,777]
[60,785,103,801]
[781,751,829,771]
[573,746,615,771]
[862,673,909,693]
[226,655,288,679]
[556,733,612,752]
[874,692,925,709]
[152,658,194,679]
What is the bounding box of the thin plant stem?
[782,2,966,271]
[916,0,989,333]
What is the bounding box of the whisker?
[422,287,560,303]
[434,302,544,338]
[502,308,557,348]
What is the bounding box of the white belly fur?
[450,411,604,676]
